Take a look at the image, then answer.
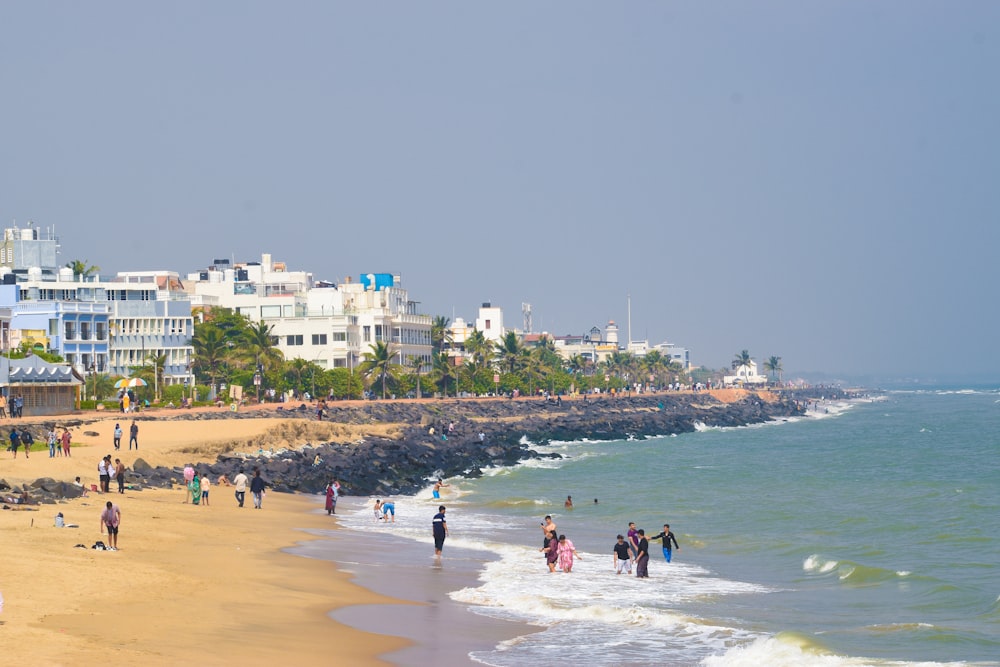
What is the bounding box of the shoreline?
[293,498,539,666]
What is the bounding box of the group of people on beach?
[0,393,25,419]
[8,426,73,458]
[539,515,679,577]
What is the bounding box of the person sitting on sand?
[217,474,231,487]
[74,477,90,498]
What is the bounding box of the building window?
[485,319,491,329]
[64,322,76,340]
[363,326,371,342]
[312,334,328,345]
[286,335,303,346]
[332,332,347,342]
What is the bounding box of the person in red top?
[100,501,122,550]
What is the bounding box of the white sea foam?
[804,554,840,574]
[702,633,966,667]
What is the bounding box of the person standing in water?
[650,524,680,562]
[432,505,448,557]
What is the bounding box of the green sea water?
[429,388,1000,665]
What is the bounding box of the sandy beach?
[0,411,411,666]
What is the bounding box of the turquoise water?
[335,389,1000,666]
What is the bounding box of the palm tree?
[286,358,311,395]
[430,351,457,397]
[145,352,167,398]
[243,320,284,371]
[191,324,229,395]
[358,341,398,399]
[495,331,523,374]
[66,259,100,280]
[407,355,424,399]
[464,329,495,371]
[431,316,451,352]
[764,356,783,384]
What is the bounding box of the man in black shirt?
[635,529,650,578]
[612,534,634,574]
[650,524,680,562]
[433,505,448,557]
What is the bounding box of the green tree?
[495,331,523,374]
[431,315,451,352]
[66,259,100,279]
[764,356,783,383]
[407,355,425,399]
[358,341,398,399]
[430,351,457,397]
[732,350,753,372]
[191,324,229,395]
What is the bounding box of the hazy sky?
[2,3,998,382]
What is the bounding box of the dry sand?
[0,411,412,666]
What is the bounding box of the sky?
[2,2,998,383]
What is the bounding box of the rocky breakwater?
[127,390,809,498]
[13,389,835,504]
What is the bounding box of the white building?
[724,359,767,386]
[187,258,431,371]
[475,302,505,343]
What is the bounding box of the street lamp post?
[89,363,96,410]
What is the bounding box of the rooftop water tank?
[58,266,74,282]
[27,266,42,281]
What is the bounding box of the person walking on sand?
[635,529,650,579]
[200,473,210,506]
[250,468,266,509]
[20,429,32,458]
[100,500,121,550]
[190,472,201,505]
[650,524,680,562]
[0,393,7,419]
[557,534,581,573]
[182,464,195,503]
[613,534,635,575]
[233,469,249,507]
[128,420,138,450]
[61,428,72,456]
[9,427,19,458]
[113,423,122,451]
[114,458,126,494]
[433,505,448,557]
[48,428,58,458]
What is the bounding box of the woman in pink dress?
[556,534,582,573]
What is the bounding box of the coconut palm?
[191,324,229,394]
[764,356,783,384]
[430,351,457,397]
[242,320,284,372]
[732,350,753,371]
[407,355,425,398]
[431,315,451,352]
[359,341,398,399]
[66,259,100,279]
[495,331,523,374]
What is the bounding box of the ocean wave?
[701,632,969,667]
[803,555,913,585]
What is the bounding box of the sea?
[294,388,1000,666]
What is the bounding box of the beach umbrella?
[127,378,148,388]
[113,379,128,389]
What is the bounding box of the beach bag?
[92,541,106,550]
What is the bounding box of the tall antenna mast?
[522,302,532,334]
[627,293,632,347]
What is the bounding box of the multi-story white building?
[186,257,432,371]
[0,225,193,384]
